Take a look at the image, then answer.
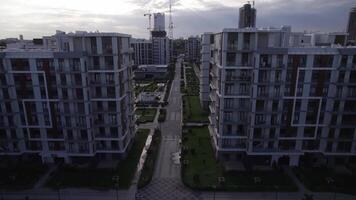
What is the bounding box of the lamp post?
[56,182,61,200]
[212,185,216,200]
[274,185,279,200]
[326,177,336,200]
[0,181,4,200]
[112,176,119,200]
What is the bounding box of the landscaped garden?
[181,126,298,192]
[46,129,150,189]
[135,82,159,96]
[136,108,157,123]
[184,65,200,96]
[0,162,48,189]
[294,166,356,195]
[138,129,162,188]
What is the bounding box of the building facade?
[347,7,356,44]
[0,31,135,164]
[134,64,168,80]
[200,33,213,109]
[152,36,171,65]
[202,27,356,166]
[131,38,153,66]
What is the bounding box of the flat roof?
[138,64,168,68]
[66,31,131,38]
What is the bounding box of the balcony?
[226,75,252,82]
[70,65,81,72]
[227,44,238,51]
[95,133,119,139]
[242,43,251,51]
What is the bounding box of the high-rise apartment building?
[202,26,356,166]
[238,2,256,29]
[0,31,135,164]
[347,7,356,44]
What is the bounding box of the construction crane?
[144,11,152,32]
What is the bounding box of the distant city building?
[131,38,153,66]
[152,37,171,65]
[185,36,201,64]
[134,64,168,80]
[238,2,256,28]
[131,13,172,66]
[347,7,356,44]
[153,13,165,32]
[172,38,186,59]
[201,26,356,167]
[0,31,135,164]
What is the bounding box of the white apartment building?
[0,31,135,164]
[202,26,356,166]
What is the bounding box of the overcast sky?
[0,0,355,40]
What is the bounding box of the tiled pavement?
[136,178,202,200]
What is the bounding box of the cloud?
[0,0,355,39]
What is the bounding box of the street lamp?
[56,182,61,200]
[212,185,216,200]
[274,185,279,200]
[0,181,4,200]
[112,176,120,200]
[326,177,336,200]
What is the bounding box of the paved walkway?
[33,164,58,189]
[136,58,200,200]
[283,166,310,194]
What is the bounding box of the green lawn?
[0,163,48,189]
[182,126,224,189]
[138,129,161,188]
[183,96,208,122]
[294,167,356,194]
[46,129,150,189]
[182,127,297,191]
[184,66,200,96]
[136,108,157,123]
[224,171,297,191]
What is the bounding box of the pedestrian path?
[33,164,57,188]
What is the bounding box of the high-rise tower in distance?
[238,2,256,28]
[347,7,356,44]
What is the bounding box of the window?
[225,99,233,109]
[102,37,113,54]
